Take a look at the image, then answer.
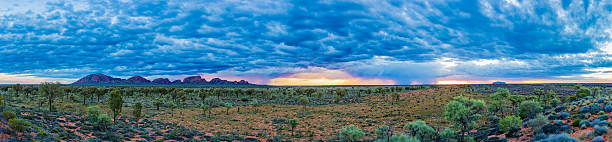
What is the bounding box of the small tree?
[132,102,142,119]
[392,93,400,105]
[298,95,309,111]
[288,118,298,136]
[39,82,62,111]
[339,125,365,142]
[489,88,510,116]
[200,103,211,117]
[444,96,486,142]
[224,102,233,115]
[152,97,163,111]
[108,89,123,124]
[95,88,106,103]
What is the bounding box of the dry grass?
[151,86,488,141]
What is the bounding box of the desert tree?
[288,118,298,136]
[152,97,163,111]
[108,89,123,124]
[95,88,106,103]
[444,96,486,142]
[489,88,510,116]
[200,103,211,117]
[224,102,233,115]
[38,82,63,111]
[298,95,309,112]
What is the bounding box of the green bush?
[339,125,365,142]
[499,115,522,133]
[87,105,101,123]
[375,125,391,140]
[571,119,582,127]
[3,110,16,119]
[97,113,113,130]
[527,114,548,133]
[439,128,455,141]
[404,120,436,141]
[519,100,543,119]
[8,118,31,132]
[390,133,420,142]
[576,87,591,98]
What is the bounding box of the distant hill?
[73,73,252,85]
[492,81,506,84]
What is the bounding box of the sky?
[0,0,610,85]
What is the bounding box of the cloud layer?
[0,0,610,84]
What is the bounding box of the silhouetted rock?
[73,73,253,85]
[73,73,124,84]
[127,76,151,84]
[152,78,171,84]
[183,76,207,84]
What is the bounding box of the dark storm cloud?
[0,0,609,84]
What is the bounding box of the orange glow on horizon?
[436,80,484,85]
[269,68,395,86]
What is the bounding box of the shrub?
[375,125,391,140]
[597,114,608,120]
[604,105,612,113]
[541,133,577,142]
[339,125,364,142]
[527,114,549,133]
[580,120,591,128]
[132,102,142,119]
[559,112,570,120]
[499,115,522,133]
[571,119,582,127]
[580,106,592,113]
[593,126,608,136]
[548,113,558,120]
[8,118,31,132]
[97,113,113,130]
[2,110,16,119]
[87,105,101,123]
[591,136,605,142]
[519,100,543,119]
[576,87,591,98]
[404,120,436,141]
[390,133,419,142]
[439,128,455,142]
[533,134,547,141]
[591,104,602,112]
